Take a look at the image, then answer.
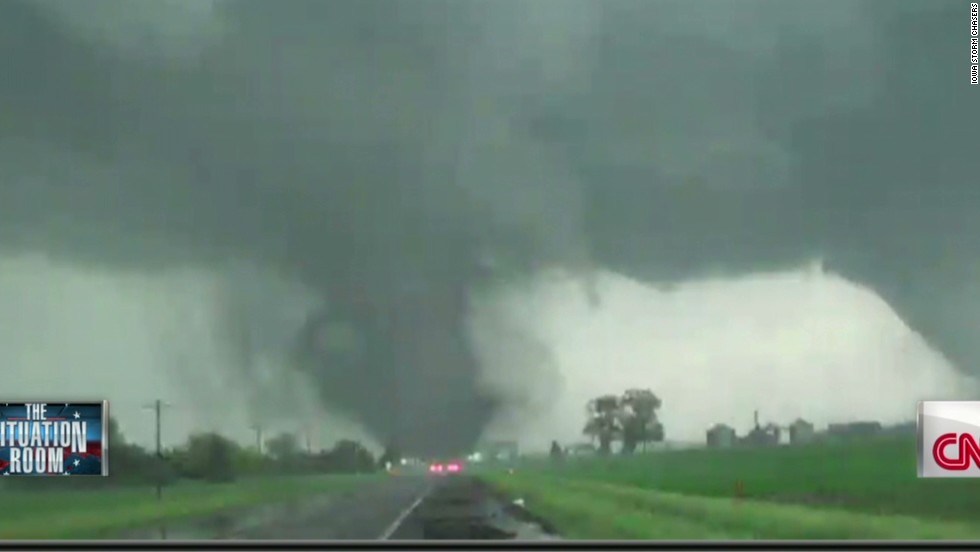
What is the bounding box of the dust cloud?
[469,263,977,450]
[0,253,377,451]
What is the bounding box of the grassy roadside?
[482,472,980,540]
[484,472,746,539]
[0,474,378,539]
[527,437,980,523]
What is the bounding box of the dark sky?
[0,0,976,454]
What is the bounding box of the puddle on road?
[415,515,561,541]
[415,478,562,541]
[493,518,561,541]
[491,505,562,540]
[516,526,562,540]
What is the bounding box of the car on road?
[428,459,464,475]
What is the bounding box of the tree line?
[3,417,377,490]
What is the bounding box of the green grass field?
[0,474,377,539]
[480,436,980,539]
[483,472,980,540]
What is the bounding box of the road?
[237,475,432,540]
[130,475,558,541]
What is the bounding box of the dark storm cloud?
[1,0,976,453]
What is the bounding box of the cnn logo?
[918,401,980,477]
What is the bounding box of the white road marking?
[379,485,430,540]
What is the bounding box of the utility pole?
[154,399,162,458]
[251,424,264,454]
[143,399,170,500]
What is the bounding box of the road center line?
[379,484,431,540]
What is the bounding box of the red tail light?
[447,463,461,472]
[429,463,444,473]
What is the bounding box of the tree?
[619,389,663,454]
[378,440,401,469]
[107,416,125,445]
[583,389,666,455]
[584,394,621,455]
[328,439,376,473]
[266,432,301,466]
[104,416,166,483]
[646,419,665,446]
[184,432,238,482]
[549,440,564,462]
[233,446,272,476]
[582,417,601,445]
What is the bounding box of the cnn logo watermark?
[918,401,980,477]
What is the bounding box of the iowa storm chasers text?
[0,403,87,474]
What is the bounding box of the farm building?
[706,424,736,448]
[740,410,781,446]
[743,422,781,446]
[789,418,815,444]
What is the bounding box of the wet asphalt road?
[129,474,557,541]
[235,475,433,540]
